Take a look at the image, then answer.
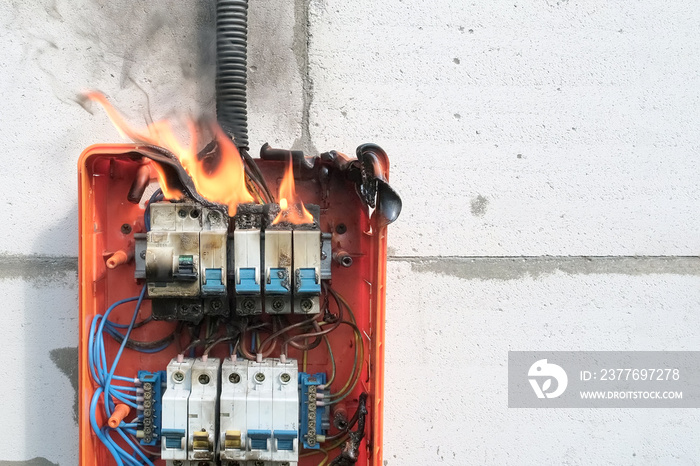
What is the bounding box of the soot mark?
[50,346,79,423]
[470,195,489,217]
[24,0,217,114]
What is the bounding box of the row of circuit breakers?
[135,201,334,320]
[136,357,327,466]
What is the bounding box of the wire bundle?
[88,286,156,466]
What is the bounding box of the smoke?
[12,0,218,119]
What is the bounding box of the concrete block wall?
[0,0,698,464]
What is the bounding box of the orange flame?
[85,91,253,215]
[272,157,313,225]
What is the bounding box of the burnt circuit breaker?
[263,209,293,315]
[141,202,229,321]
[290,205,322,315]
[233,204,264,315]
[188,358,220,462]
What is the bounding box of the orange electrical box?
[78,143,398,466]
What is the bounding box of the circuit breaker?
[161,358,194,462]
[264,219,293,315]
[219,358,249,464]
[188,358,220,462]
[145,202,229,322]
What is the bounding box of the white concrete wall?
[0,0,698,465]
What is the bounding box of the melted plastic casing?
[78,144,389,465]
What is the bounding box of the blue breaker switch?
[296,268,320,294]
[202,268,226,295]
[267,268,290,294]
[248,429,272,451]
[274,430,298,451]
[237,268,259,293]
[162,429,186,449]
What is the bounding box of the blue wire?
[88,287,156,465]
[103,286,147,417]
[102,428,141,466]
[144,188,163,231]
[89,317,139,409]
[115,427,154,466]
[89,297,143,410]
[102,427,143,466]
[108,385,139,392]
[89,388,124,466]
[89,296,141,385]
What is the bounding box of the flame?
[85,91,253,214]
[272,157,313,225]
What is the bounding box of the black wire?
[107,328,175,351]
[328,393,368,466]
[174,322,185,354]
[144,188,164,231]
[241,148,274,202]
[325,408,360,442]
[131,316,153,329]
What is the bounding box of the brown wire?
[240,323,279,360]
[257,314,320,356]
[203,334,240,356]
[287,334,323,351]
[281,317,342,354]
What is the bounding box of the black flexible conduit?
[216,0,249,150]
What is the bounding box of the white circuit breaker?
[162,357,299,465]
[234,230,261,297]
[161,358,194,463]
[264,229,293,315]
[271,359,300,464]
[233,203,263,316]
[246,360,274,460]
[292,230,322,314]
[219,358,299,465]
[219,358,250,463]
[188,357,220,463]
